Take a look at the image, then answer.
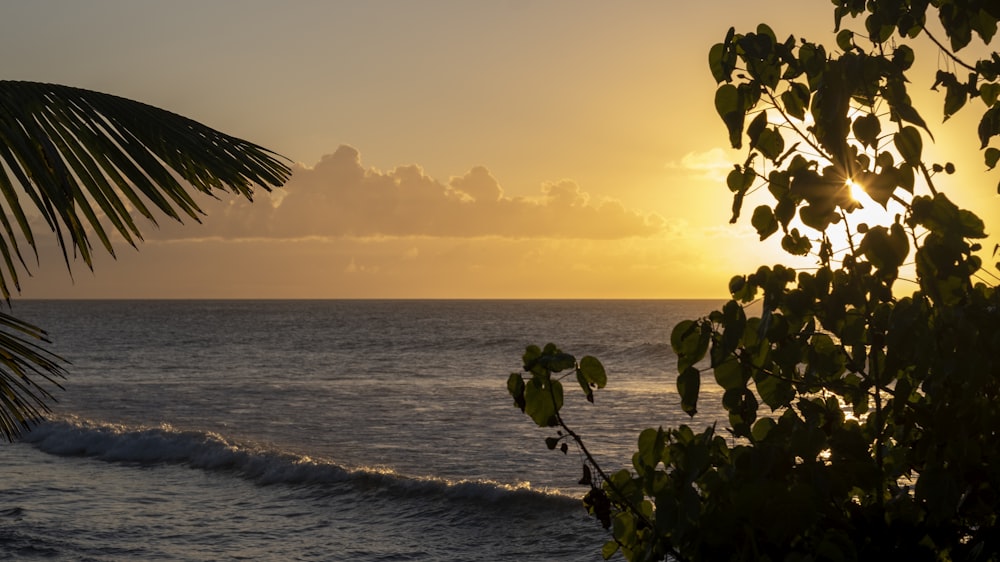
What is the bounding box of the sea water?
[0,300,726,561]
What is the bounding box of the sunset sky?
[1,1,997,299]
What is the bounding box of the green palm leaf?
[0,311,66,441]
[0,80,292,439]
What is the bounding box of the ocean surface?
[0,300,726,561]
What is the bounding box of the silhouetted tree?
[509,2,1000,560]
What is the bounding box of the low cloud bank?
[159,145,667,240]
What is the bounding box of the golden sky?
[1,1,997,299]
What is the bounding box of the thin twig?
[920,26,978,73]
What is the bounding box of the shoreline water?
[3,299,725,560]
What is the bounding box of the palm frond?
[0,310,66,441]
[0,80,292,439]
[0,80,292,297]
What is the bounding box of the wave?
[609,341,674,364]
[19,416,583,512]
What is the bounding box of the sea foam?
[20,416,581,510]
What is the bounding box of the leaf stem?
[546,376,686,562]
[920,26,978,73]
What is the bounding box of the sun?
[847,180,867,204]
[842,179,903,230]
[790,178,911,266]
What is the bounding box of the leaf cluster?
[506,2,1000,560]
[507,343,606,428]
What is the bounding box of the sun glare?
[843,179,899,228]
[787,178,908,269]
[847,180,867,203]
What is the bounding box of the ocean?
[0,300,725,561]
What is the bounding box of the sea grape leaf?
[727,166,755,193]
[728,166,756,223]
[507,373,526,411]
[852,113,881,148]
[716,300,747,363]
[896,163,915,193]
[775,196,796,228]
[894,126,923,165]
[978,103,1000,148]
[723,388,758,433]
[613,513,638,554]
[933,70,967,121]
[893,44,915,70]
[635,428,666,471]
[943,80,968,120]
[527,343,575,374]
[799,42,827,89]
[546,353,576,371]
[986,147,1000,170]
[713,358,744,391]
[709,43,727,83]
[890,94,931,134]
[911,193,987,238]
[781,82,810,120]
[860,224,909,272]
[716,84,745,149]
[748,110,768,148]
[756,370,793,409]
[756,23,776,44]
[751,417,776,442]
[768,169,790,198]
[972,13,998,47]
[743,30,781,88]
[671,320,697,351]
[757,127,785,161]
[579,355,607,389]
[836,29,854,51]
[677,366,701,417]
[875,150,895,169]
[708,27,737,83]
[672,320,710,373]
[524,375,563,427]
[522,345,541,368]
[981,83,1000,106]
[781,229,812,255]
[958,209,987,238]
[751,205,779,240]
[808,334,845,379]
[730,274,759,302]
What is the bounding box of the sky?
[0,1,997,299]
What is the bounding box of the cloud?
[665,147,736,182]
[152,145,666,241]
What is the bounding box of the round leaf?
[579,355,607,389]
[894,126,923,165]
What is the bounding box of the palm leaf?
[0,80,292,439]
[0,310,66,441]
